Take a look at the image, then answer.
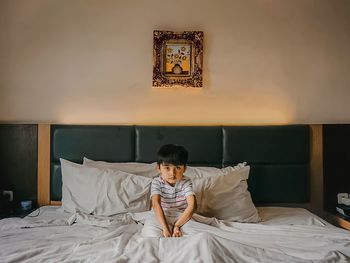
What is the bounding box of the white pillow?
[83,157,159,178]
[60,159,152,216]
[184,166,223,178]
[61,159,103,214]
[185,162,247,178]
[192,166,260,222]
[94,169,153,216]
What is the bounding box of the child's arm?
[152,194,172,237]
[172,195,196,237]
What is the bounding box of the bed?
[1,125,350,263]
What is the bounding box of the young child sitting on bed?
[142,144,196,238]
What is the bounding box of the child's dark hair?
[157,144,188,166]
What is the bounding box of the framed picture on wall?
[152,30,203,88]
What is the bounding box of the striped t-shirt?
[151,176,194,212]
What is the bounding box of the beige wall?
[1,0,350,124]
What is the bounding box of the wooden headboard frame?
[36,124,322,207]
[37,124,53,205]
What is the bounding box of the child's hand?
[172,226,182,237]
[162,228,172,237]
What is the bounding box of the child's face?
[157,163,186,185]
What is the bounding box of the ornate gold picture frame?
[152,30,203,88]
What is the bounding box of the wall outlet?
[2,190,13,201]
[337,193,348,204]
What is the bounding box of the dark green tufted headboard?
[51,125,310,204]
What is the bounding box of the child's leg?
[141,212,163,237]
[142,212,179,237]
[142,211,208,237]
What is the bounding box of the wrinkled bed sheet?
[0,206,349,263]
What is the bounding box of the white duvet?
[1,206,350,263]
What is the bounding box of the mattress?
[0,206,349,263]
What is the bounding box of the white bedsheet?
[0,206,349,263]
[257,206,330,226]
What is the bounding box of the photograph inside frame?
[152,30,203,88]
